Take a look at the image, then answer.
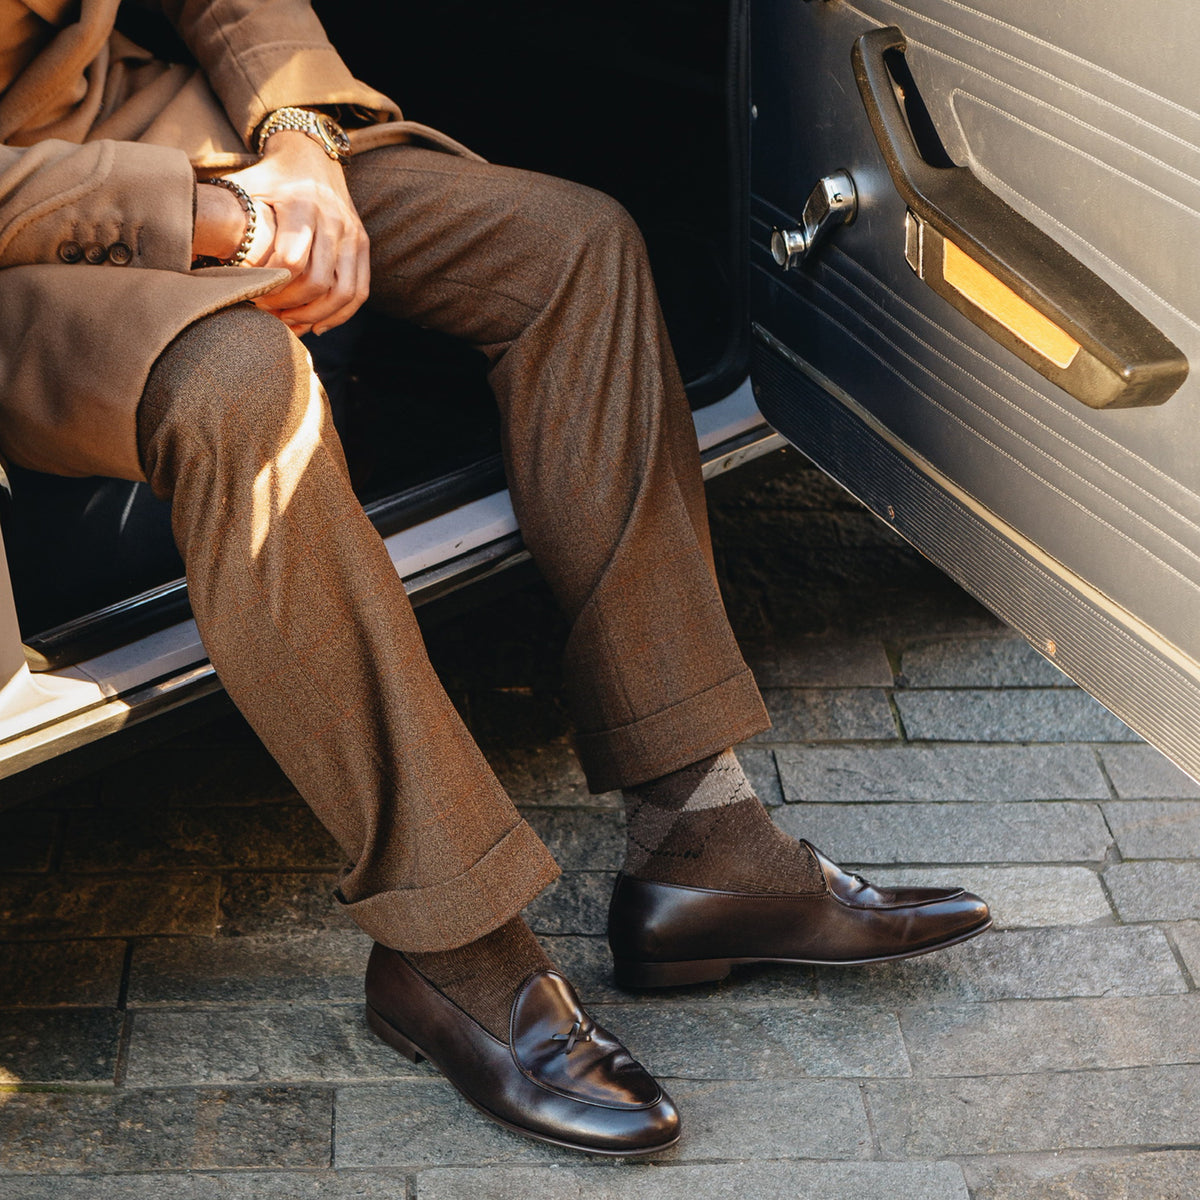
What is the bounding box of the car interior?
[7,0,748,670]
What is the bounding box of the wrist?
[255,106,352,163]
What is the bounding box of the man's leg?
[136,305,680,1154]
[137,306,559,955]
[347,146,769,791]
[347,146,989,979]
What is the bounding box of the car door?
[749,0,1200,779]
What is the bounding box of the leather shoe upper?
[608,840,991,968]
[365,943,679,1154]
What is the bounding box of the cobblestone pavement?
[1,449,1197,1198]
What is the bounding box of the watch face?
[316,113,353,159]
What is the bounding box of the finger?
[312,233,371,335]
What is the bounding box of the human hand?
[218,131,371,336]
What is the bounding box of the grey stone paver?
[899,636,1069,687]
[0,1087,333,1173]
[1167,920,1200,982]
[0,873,220,939]
[774,800,1112,864]
[816,927,1187,1004]
[597,1002,910,1078]
[1105,861,1200,921]
[1103,799,1200,858]
[415,1161,970,1199]
[895,688,1139,742]
[62,805,340,872]
[737,745,784,805]
[866,1064,1200,1156]
[521,809,624,872]
[962,1150,1200,1200]
[752,688,898,742]
[125,1005,425,1085]
[743,636,894,687]
[1099,743,1200,798]
[777,744,1109,803]
[863,865,1112,928]
[0,1174,411,1200]
[0,940,126,1008]
[218,871,354,936]
[0,1008,123,1083]
[128,930,372,1007]
[523,871,615,936]
[899,993,1200,1074]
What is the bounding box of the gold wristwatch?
[256,106,353,162]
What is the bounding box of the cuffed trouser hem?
[336,819,562,953]
[574,667,771,794]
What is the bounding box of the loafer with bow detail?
[608,841,992,988]
[365,943,680,1155]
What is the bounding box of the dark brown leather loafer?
[364,943,680,1155]
[608,841,992,988]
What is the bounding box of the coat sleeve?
[156,0,402,149]
[0,138,196,272]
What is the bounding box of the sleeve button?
[108,242,133,266]
[57,240,83,264]
[83,242,108,265]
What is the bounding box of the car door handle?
[852,25,1188,410]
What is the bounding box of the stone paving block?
[777,744,1108,803]
[895,688,1138,742]
[0,940,126,1008]
[595,1002,909,1079]
[522,810,624,872]
[900,993,1200,1075]
[816,926,1186,1005]
[0,873,220,939]
[126,1005,425,1085]
[0,1086,333,1173]
[1167,920,1200,983]
[218,872,353,936]
[0,1008,122,1083]
[774,801,1112,864]
[962,1149,1200,1200]
[1099,743,1200,798]
[668,1079,870,1161]
[736,746,783,806]
[0,1172,413,1200]
[99,743,295,808]
[540,935,819,1007]
[62,805,341,872]
[899,637,1069,688]
[129,930,371,1007]
[524,873,614,937]
[1104,800,1200,858]
[1106,861,1200,921]
[863,865,1111,928]
[414,1161,970,1199]
[751,688,897,743]
[742,636,894,687]
[866,1064,1200,1156]
[334,1079,560,1167]
[0,811,57,871]
[494,737,614,809]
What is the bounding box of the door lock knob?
[771,170,857,269]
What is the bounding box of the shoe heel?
[365,1003,425,1063]
[613,958,733,989]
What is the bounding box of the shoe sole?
[364,1003,681,1157]
[612,916,994,989]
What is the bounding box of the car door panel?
[751,0,1200,776]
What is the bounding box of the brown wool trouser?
[136,144,769,953]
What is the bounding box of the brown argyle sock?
[405,915,552,1042]
[622,749,826,894]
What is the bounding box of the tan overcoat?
[0,0,474,481]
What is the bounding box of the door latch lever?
[771,170,857,269]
